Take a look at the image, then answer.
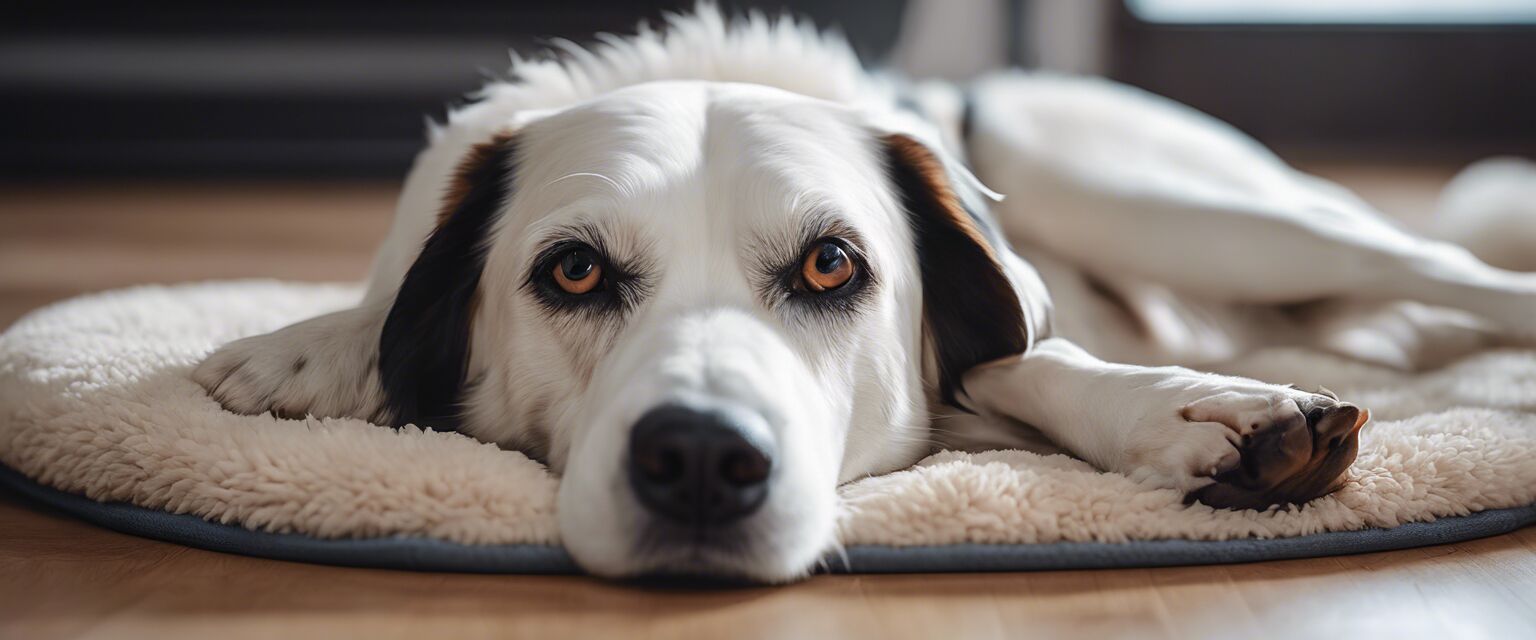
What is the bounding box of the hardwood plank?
[2,494,1531,640]
[0,181,394,328]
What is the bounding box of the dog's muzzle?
[627,404,775,526]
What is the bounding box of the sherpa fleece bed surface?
[1,281,1533,574]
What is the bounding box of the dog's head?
[377,81,1029,582]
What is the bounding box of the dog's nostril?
[627,404,775,526]
[721,449,771,487]
[635,446,686,484]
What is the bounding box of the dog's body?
[195,8,1536,582]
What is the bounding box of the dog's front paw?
[1185,387,1368,509]
[1125,385,1368,509]
[192,309,383,421]
[195,335,307,418]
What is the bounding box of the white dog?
[194,7,1536,582]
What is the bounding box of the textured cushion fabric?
[4,463,1533,573]
[0,282,1533,572]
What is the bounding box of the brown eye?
[800,241,855,292]
[553,248,603,294]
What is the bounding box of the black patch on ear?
[883,134,1029,407]
[377,135,517,429]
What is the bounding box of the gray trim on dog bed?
[5,464,1532,575]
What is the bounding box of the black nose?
[627,404,774,526]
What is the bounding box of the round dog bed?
[2,282,1533,573]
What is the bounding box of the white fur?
[184,6,1536,582]
[963,338,1322,493]
[454,82,931,581]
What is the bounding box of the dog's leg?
[193,303,388,422]
[960,338,1368,509]
[1290,299,1536,370]
[967,74,1536,335]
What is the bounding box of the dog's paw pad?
[1186,391,1369,510]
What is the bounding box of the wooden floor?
[2,165,1533,639]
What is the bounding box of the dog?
[194,7,1536,582]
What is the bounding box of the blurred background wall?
[3,0,1534,179]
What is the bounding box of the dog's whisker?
[543,171,626,193]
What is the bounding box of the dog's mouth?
[630,519,771,578]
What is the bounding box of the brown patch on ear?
[437,130,519,225]
[882,134,1030,406]
[884,135,1003,261]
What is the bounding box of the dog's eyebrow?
[746,206,871,289]
[798,210,868,254]
[527,219,655,280]
[531,221,615,258]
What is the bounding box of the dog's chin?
[628,518,832,584]
[558,489,835,584]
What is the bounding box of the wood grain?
[1,168,1532,640]
[2,495,1532,640]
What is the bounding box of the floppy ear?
[377,132,520,429]
[881,133,1030,406]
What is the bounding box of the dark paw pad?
[1187,392,1369,510]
